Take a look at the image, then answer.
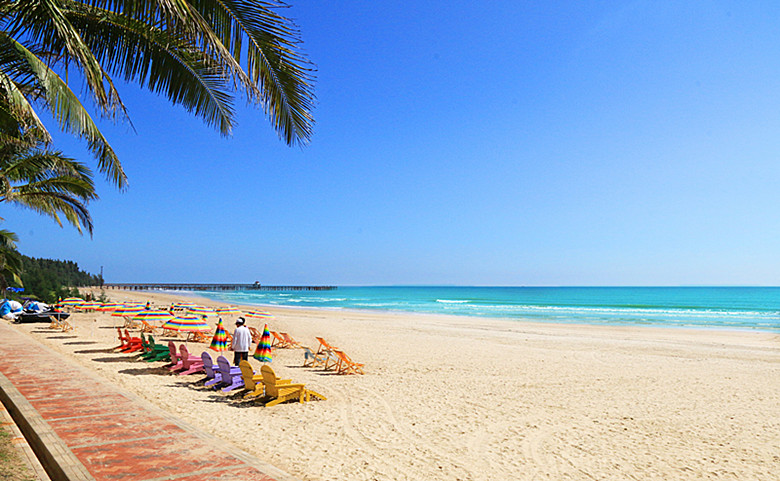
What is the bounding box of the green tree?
[1,0,315,189]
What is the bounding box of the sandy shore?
[8,288,780,481]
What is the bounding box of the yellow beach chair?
[260,365,326,407]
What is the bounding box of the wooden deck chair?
[248,327,262,344]
[202,352,222,387]
[240,361,291,398]
[139,320,159,334]
[332,350,365,375]
[140,335,170,362]
[302,346,330,369]
[260,365,326,407]
[270,331,291,348]
[120,329,143,353]
[178,345,205,375]
[280,332,303,348]
[165,341,181,370]
[187,331,211,343]
[114,327,132,350]
[315,337,338,356]
[60,320,75,332]
[215,356,244,392]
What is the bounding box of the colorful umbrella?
[252,324,272,362]
[216,306,241,316]
[210,318,229,351]
[161,314,211,333]
[188,306,217,316]
[75,301,101,311]
[132,309,175,323]
[97,302,122,312]
[245,310,273,320]
[111,305,145,318]
[61,297,85,306]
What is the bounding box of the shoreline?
[10,288,779,481]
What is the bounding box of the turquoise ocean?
[184,286,780,333]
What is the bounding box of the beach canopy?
[97,302,122,312]
[252,324,272,362]
[245,310,273,320]
[161,315,210,333]
[188,306,217,316]
[210,319,229,351]
[132,309,174,323]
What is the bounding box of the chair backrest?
[117,327,124,341]
[315,337,335,352]
[168,341,178,361]
[239,361,257,390]
[180,345,196,369]
[260,365,280,397]
[216,356,234,380]
[333,349,349,364]
[248,327,260,343]
[201,351,216,378]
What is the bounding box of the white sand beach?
[9,288,780,481]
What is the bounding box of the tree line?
[14,255,102,303]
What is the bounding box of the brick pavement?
[0,322,300,481]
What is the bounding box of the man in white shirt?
[231,317,252,365]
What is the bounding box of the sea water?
[181,286,780,333]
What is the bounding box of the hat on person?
[235,317,245,326]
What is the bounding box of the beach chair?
[187,331,211,343]
[248,327,261,344]
[281,332,303,348]
[139,320,159,334]
[215,356,244,392]
[202,352,222,387]
[177,345,205,375]
[302,346,330,369]
[114,327,135,351]
[120,329,144,353]
[270,331,291,348]
[60,320,74,332]
[239,361,291,398]
[315,337,338,356]
[260,365,326,407]
[332,350,365,375]
[140,335,171,362]
[165,341,181,370]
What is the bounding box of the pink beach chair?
[177,345,205,376]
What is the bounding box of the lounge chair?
[281,332,303,348]
[332,349,365,375]
[315,337,338,356]
[260,365,326,407]
[270,331,291,348]
[202,352,221,387]
[215,356,244,392]
[59,320,75,332]
[139,320,159,334]
[187,331,211,343]
[140,335,171,362]
[239,361,291,398]
[248,327,262,344]
[120,329,144,353]
[178,345,205,375]
[114,327,140,351]
[302,346,330,369]
[166,341,182,370]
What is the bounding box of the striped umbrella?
[216,306,241,316]
[75,302,101,311]
[61,297,85,306]
[132,309,175,323]
[210,318,229,351]
[161,314,211,333]
[188,306,217,317]
[252,324,272,362]
[245,310,273,320]
[111,305,145,318]
[97,302,122,312]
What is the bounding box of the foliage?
[17,254,102,303]
[0,0,316,191]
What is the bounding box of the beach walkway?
[0,322,298,481]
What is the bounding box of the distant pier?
[103,283,336,291]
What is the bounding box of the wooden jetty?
[104,283,336,291]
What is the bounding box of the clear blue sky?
[6,1,780,286]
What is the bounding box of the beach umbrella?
[252,324,272,362]
[188,306,217,317]
[216,306,241,317]
[61,297,85,306]
[161,314,211,333]
[210,318,229,351]
[75,301,101,311]
[111,305,145,318]
[245,310,273,320]
[97,302,122,312]
[132,309,175,323]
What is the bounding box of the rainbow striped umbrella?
[112,305,145,318]
[188,306,217,317]
[75,302,101,311]
[216,306,241,316]
[97,302,122,312]
[161,315,211,333]
[61,297,85,306]
[210,318,229,351]
[245,310,273,320]
[132,309,175,323]
[252,324,272,362]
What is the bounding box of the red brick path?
[0,322,296,481]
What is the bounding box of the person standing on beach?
[231,317,251,365]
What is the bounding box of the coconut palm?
[0,127,97,235]
[0,0,315,189]
[0,227,21,288]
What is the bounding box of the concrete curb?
[0,372,94,481]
